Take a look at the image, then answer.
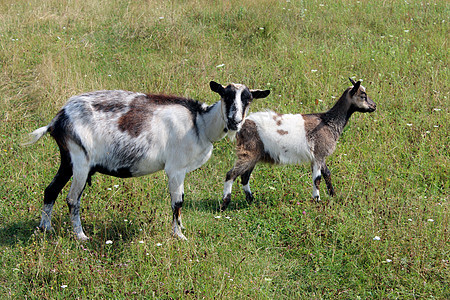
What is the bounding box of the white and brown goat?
[24,81,270,240]
[220,78,376,210]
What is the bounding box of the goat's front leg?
[167,171,187,240]
[321,164,335,196]
[311,162,322,200]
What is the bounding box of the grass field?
[0,0,448,298]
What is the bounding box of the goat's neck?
[322,91,355,137]
[200,101,227,143]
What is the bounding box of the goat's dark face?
[348,79,376,113]
[210,81,270,132]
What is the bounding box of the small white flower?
[214,216,221,219]
[61,285,68,288]
[106,240,113,244]
[113,184,119,188]
[373,236,381,240]
[146,252,150,256]
[404,30,410,33]
[124,219,128,222]
[216,64,225,68]
[434,125,439,128]
[433,108,441,111]
[159,17,164,20]
[107,188,112,190]
[139,241,144,244]
[386,259,392,263]
[427,219,434,222]
[311,69,318,72]
[156,243,163,247]
[408,218,413,221]
[406,123,413,126]
[259,27,264,30]
[108,74,112,77]
[225,216,231,220]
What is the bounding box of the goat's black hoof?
[220,194,231,211]
[245,191,254,203]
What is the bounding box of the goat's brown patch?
[277,129,288,135]
[235,120,275,165]
[303,114,336,161]
[272,113,283,126]
[225,120,275,182]
[117,94,206,138]
[118,95,152,138]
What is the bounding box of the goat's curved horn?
[349,78,356,85]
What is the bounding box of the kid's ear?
[210,81,225,95]
[350,81,361,97]
[251,89,270,99]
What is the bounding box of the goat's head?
[348,78,376,113]
[210,81,270,132]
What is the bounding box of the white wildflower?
[373,236,381,240]
[106,240,113,244]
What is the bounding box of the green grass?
[1,0,448,298]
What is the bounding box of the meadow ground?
[0,0,448,298]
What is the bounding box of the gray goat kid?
[221,78,376,211]
[24,81,270,240]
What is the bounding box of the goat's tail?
[21,126,49,146]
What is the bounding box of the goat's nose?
[227,120,240,130]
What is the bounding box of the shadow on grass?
[0,220,39,246]
[0,212,154,248]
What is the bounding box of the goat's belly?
[264,136,313,165]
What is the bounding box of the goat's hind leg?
[221,160,256,211]
[40,151,72,232]
[66,153,90,241]
[241,167,255,204]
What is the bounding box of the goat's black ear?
[350,81,361,97]
[210,81,225,95]
[251,89,270,99]
[349,77,356,85]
